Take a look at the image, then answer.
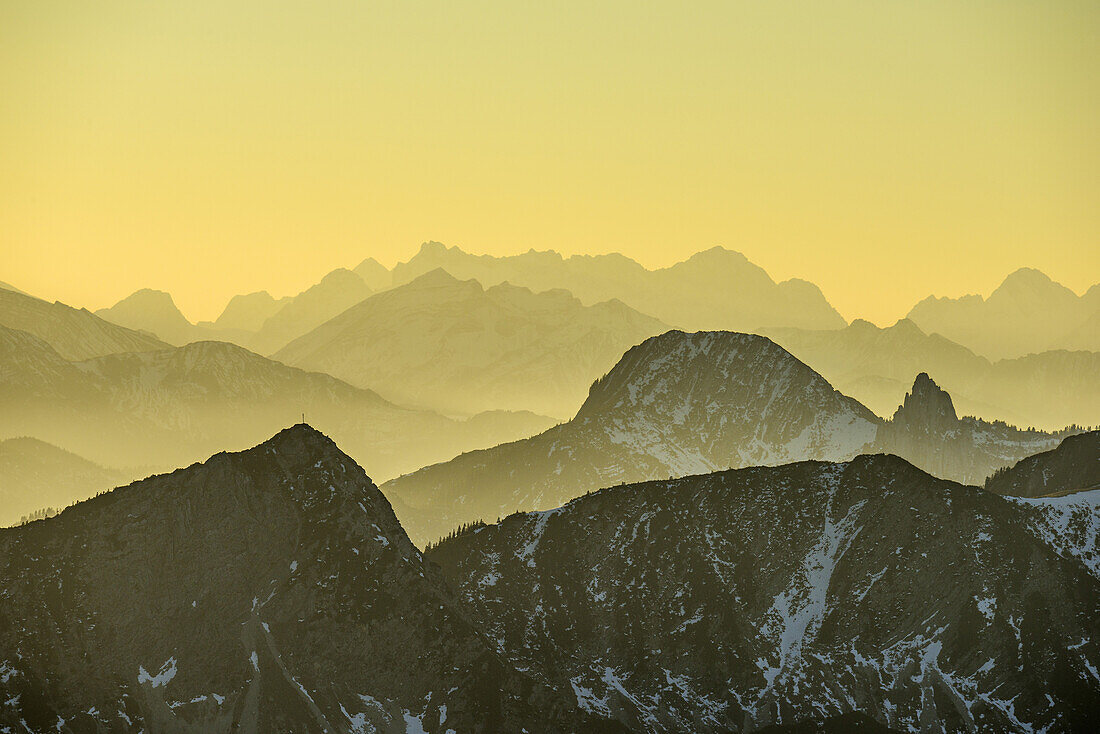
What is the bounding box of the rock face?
[0,437,125,527]
[906,268,1100,359]
[763,318,1100,430]
[985,431,1100,498]
[426,455,1100,733]
[390,241,846,333]
[0,287,168,361]
[275,269,668,418]
[385,331,881,545]
[874,373,1066,486]
[0,332,551,483]
[0,426,619,734]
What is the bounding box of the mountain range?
[763,318,1100,431]
[0,287,168,361]
[907,267,1100,360]
[385,332,1068,546]
[426,451,1100,732]
[0,323,552,491]
[275,269,668,418]
[389,241,846,333]
[3,425,1096,732]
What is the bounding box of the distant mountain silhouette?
[763,318,1100,429]
[0,287,168,360]
[96,288,205,345]
[275,269,668,417]
[353,256,392,291]
[390,241,846,332]
[0,280,29,296]
[0,426,616,733]
[385,331,881,545]
[907,267,1100,359]
[985,430,1099,498]
[0,332,553,485]
[210,290,291,332]
[0,437,125,526]
[426,453,1100,732]
[247,268,373,354]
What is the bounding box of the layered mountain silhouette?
[875,373,1065,485]
[0,287,167,360]
[246,268,373,354]
[384,331,882,545]
[390,241,846,332]
[907,268,1100,359]
[426,454,1100,732]
[0,328,552,487]
[209,290,291,332]
[985,430,1099,498]
[353,256,392,291]
[275,269,668,417]
[763,318,1100,430]
[0,437,125,527]
[0,426,619,733]
[96,288,210,346]
[385,332,1070,545]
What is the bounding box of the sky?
[1,1,1097,325]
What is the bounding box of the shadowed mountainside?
[426,455,1100,733]
[984,431,1100,498]
[0,425,621,733]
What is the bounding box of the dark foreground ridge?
[2,426,1098,733]
[0,424,620,733]
[426,453,1100,732]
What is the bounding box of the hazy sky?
[2,1,1097,324]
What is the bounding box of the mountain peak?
[892,372,958,428]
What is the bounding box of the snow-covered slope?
[428,455,1100,733]
[0,426,615,733]
[385,331,881,545]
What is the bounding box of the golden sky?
[2,1,1097,324]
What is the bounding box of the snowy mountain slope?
[0,426,620,733]
[426,455,1100,733]
[275,268,668,418]
[0,287,168,361]
[385,331,881,545]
